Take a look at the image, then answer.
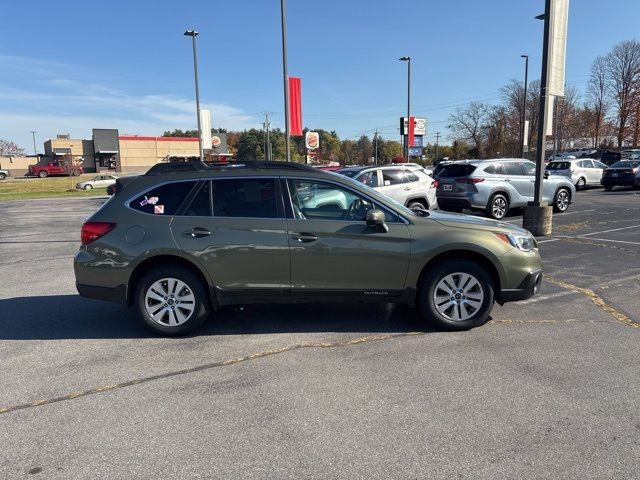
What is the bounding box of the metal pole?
[553,96,560,158]
[185,30,203,160]
[266,113,271,161]
[521,55,529,158]
[532,0,551,206]
[374,129,378,165]
[435,132,440,163]
[406,58,411,160]
[30,131,37,155]
[280,0,291,162]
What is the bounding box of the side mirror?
[366,209,388,233]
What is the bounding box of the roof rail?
[145,161,211,175]
[206,160,317,172]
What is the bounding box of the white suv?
[337,165,437,210]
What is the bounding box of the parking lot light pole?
[399,56,411,161]
[521,54,529,159]
[281,0,291,162]
[184,30,203,160]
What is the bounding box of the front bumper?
[499,269,542,303]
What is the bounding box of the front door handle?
[187,227,211,238]
[403,186,412,191]
[291,232,318,243]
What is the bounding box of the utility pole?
[30,131,37,155]
[262,112,271,161]
[374,129,378,165]
[435,132,440,163]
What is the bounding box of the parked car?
[547,153,576,161]
[566,148,597,158]
[435,159,576,220]
[76,174,118,190]
[545,158,608,190]
[28,161,84,178]
[337,164,437,210]
[75,160,542,336]
[600,160,640,191]
[0,169,9,180]
[599,150,622,167]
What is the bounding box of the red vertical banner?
[408,116,415,147]
[288,76,303,136]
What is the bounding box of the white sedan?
[76,175,118,190]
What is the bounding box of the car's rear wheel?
[407,200,428,211]
[553,188,571,213]
[84,184,93,190]
[135,266,210,336]
[72,170,81,176]
[576,177,586,190]
[0,173,6,180]
[38,171,47,178]
[418,260,494,330]
[487,193,509,220]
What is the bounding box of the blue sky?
[1,0,639,153]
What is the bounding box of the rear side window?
[483,163,504,175]
[502,162,524,175]
[547,162,570,170]
[131,181,197,215]
[212,178,281,218]
[381,169,405,185]
[437,164,477,177]
[184,181,212,217]
[404,170,419,182]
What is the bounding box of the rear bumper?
[76,282,128,305]
[436,196,472,209]
[601,178,637,187]
[499,269,542,303]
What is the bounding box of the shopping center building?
[0,128,230,176]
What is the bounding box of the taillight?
[81,222,116,245]
[431,180,439,189]
[455,177,485,184]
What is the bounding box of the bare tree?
[448,102,490,158]
[586,56,610,147]
[604,40,640,147]
[0,140,26,157]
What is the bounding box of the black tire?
[84,184,93,190]
[407,200,428,211]
[72,170,81,176]
[553,188,571,213]
[38,170,47,178]
[418,260,495,330]
[604,185,613,191]
[0,173,6,180]
[135,265,210,336]
[576,177,586,191]
[486,193,509,220]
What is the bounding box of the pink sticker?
[140,196,159,207]
[154,205,165,214]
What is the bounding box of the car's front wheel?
[84,184,93,190]
[38,171,47,178]
[576,177,586,190]
[418,260,494,330]
[407,200,428,211]
[135,266,210,336]
[553,188,571,213]
[0,173,6,180]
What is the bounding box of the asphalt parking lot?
[1,188,639,479]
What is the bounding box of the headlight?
[495,233,537,252]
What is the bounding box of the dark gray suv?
[75,161,542,336]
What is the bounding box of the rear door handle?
[403,187,412,191]
[291,232,318,243]
[187,227,211,238]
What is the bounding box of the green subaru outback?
[75,161,542,336]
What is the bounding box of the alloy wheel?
[144,278,196,327]
[433,272,484,322]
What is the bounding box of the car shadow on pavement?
[0,295,438,340]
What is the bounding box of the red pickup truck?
[29,162,84,178]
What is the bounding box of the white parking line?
[579,224,640,237]
[558,208,596,216]
[583,237,640,246]
[537,238,561,243]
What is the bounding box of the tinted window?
[437,164,477,178]
[547,161,571,170]
[356,170,379,187]
[483,163,504,175]
[338,169,360,178]
[593,161,607,169]
[184,181,211,217]
[131,181,197,215]
[582,160,595,168]
[212,178,280,218]
[609,161,640,169]
[522,162,536,175]
[381,169,405,185]
[502,162,524,175]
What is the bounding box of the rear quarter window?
[130,181,197,215]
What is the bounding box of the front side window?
[356,170,379,188]
[287,179,400,222]
[502,162,525,176]
[131,181,197,215]
[212,178,280,218]
[381,169,405,186]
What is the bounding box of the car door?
[377,168,408,204]
[501,161,530,206]
[285,178,411,296]
[171,178,291,297]
[592,160,607,183]
[581,160,599,184]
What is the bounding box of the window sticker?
[140,195,159,207]
[154,205,165,215]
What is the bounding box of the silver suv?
[436,159,576,220]
[545,158,607,190]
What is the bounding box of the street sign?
[409,147,422,157]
